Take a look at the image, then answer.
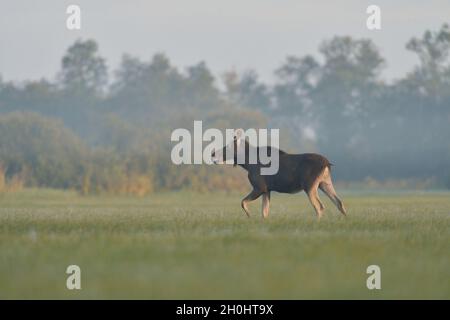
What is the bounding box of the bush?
[0,112,87,189]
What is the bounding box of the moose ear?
[234,128,245,148]
[234,128,244,141]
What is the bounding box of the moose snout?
[211,149,218,164]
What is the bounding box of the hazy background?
[1,1,450,194]
[1,0,450,83]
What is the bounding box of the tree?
[274,55,319,116]
[223,70,271,113]
[109,53,187,121]
[405,24,450,101]
[184,61,220,109]
[315,36,384,119]
[313,37,384,159]
[59,39,108,95]
[0,112,87,189]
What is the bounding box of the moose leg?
[319,180,346,216]
[261,192,270,219]
[307,185,324,220]
[241,189,262,217]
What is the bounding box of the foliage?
[1,25,450,193]
[0,112,87,189]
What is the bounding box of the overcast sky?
[1,0,449,84]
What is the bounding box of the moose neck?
[236,143,259,172]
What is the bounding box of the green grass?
[0,189,449,299]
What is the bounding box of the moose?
[211,129,346,219]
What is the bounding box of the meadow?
[0,189,449,299]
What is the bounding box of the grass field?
[0,189,449,299]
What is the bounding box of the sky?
[0,0,449,84]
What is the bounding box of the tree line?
[1,24,450,194]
